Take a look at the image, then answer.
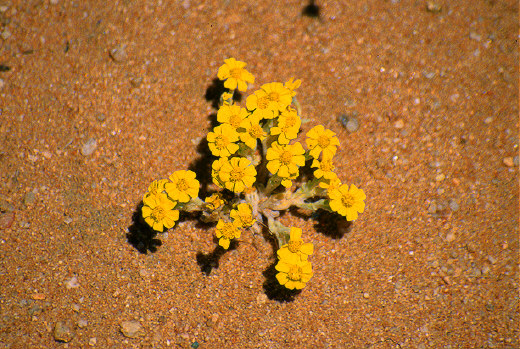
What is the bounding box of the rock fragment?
[120,320,144,338]
[54,321,74,343]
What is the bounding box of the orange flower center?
[287,264,302,281]
[257,96,269,109]
[317,135,331,148]
[285,114,297,127]
[320,159,334,172]
[176,178,190,191]
[230,68,242,79]
[221,223,237,239]
[288,240,302,253]
[215,135,228,150]
[151,206,166,221]
[249,124,264,139]
[341,193,354,208]
[230,168,244,182]
[229,113,242,128]
[279,150,293,165]
[268,91,280,102]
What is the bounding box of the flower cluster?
[141,58,366,292]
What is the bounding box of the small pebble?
[428,201,437,214]
[65,276,80,289]
[337,114,360,132]
[503,157,514,167]
[64,217,73,224]
[445,232,456,242]
[109,44,128,62]
[1,29,11,40]
[120,320,144,338]
[256,293,268,305]
[24,192,36,206]
[0,212,15,229]
[81,138,97,156]
[513,156,519,166]
[469,31,482,42]
[484,117,493,124]
[426,1,441,12]
[487,255,497,265]
[394,119,404,129]
[435,174,445,181]
[89,337,97,346]
[130,76,143,87]
[423,71,435,79]
[363,292,369,299]
[449,199,460,211]
[71,304,80,312]
[54,321,74,343]
[77,319,88,328]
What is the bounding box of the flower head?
[217,58,255,92]
[211,157,229,188]
[284,77,301,97]
[277,227,314,261]
[142,192,179,231]
[261,82,292,113]
[165,170,200,203]
[266,141,305,178]
[219,157,257,193]
[305,125,340,159]
[205,192,225,210]
[246,89,275,120]
[270,107,301,144]
[275,252,313,290]
[239,113,267,149]
[215,219,241,249]
[230,203,256,228]
[144,179,168,199]
[217,105,249,130]
[328,184,366,221]
[311,156,336,180]
[207,124,239,157]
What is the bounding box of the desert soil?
[0,0,518,348]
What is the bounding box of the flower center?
[287,265,302,281]
[151,206,165,221]
[222,223,236,239]
[268,92,280,102]
[215,135,228,149]
[317,135,330,148]
[230,68,242,79]
[321,159,334,172]
[257,96,269,109]
[230,168,244,182]
[279,150,293,165]
[341,193,354,208]
[249,124,264,138]
[229,113,242,128]
[176,179,190,191]
[288,240,302,253]
[285,115,297,127]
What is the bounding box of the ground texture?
[0,0,519,348]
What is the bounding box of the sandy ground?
[0,0,518,348]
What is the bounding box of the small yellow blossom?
[219,157,257,193]
[211,157,229,188]
[239,114,267,149]
[328,184,366,221]
[217,58,255,92]
[284,77,301,96]
[275,252,313,290]
[266,141,305,178]
[217,105,249,130]
[305,125,340,159]
[221,92,233,105]
[277,227,314,261]
[144,179,168,199]
[280,171,299,188]
[261,82,292,113]
[165,170,200,203]
[270,108,301,144]
[230,203,256,228]
[205,192,225,210]
[142,192,179,231]
[215,219,241,249]
[318,173,341,189]
[311,156,336,180]
[207,124,239,157]
[246,89,275,120]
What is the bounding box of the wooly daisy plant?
[141,58,366,291]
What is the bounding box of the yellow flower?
[165,170,200,203]
[261,82,292,113]
[230,203,256,228]
[305,125,340,159]
[328,184,366,221]
[219,157,257,193]
[211,157,229,188]
[311,156,336,180]
[217,58,255,92]
[239,114,267,149]
[217,105,249,130]
[280,172,298,188]
[142,192,179,231]
[221,92,233,105]
[277,227,314,261]
[266,141,305,178]
[215,219,241,249]
[284,77,301,96]
[275,252,313,290]
[270,107,301,144]
[205,192,225,210]
[246,89,275,120]
[207,124,239,157]
[144,179,168,199]
[318,173,341,189]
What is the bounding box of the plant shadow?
[302,0,320,18]
[126,201,163,254]
[262,260,301,302]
